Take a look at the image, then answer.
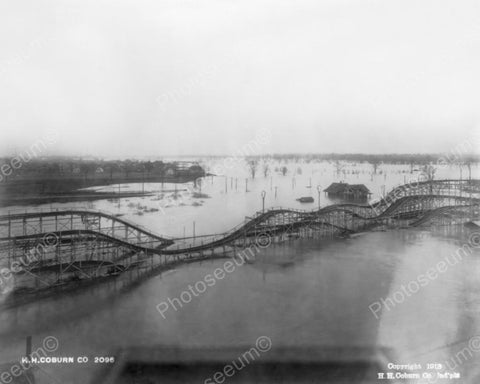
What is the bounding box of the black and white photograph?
[0,0,480,383]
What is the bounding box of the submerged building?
[324,182,371,199]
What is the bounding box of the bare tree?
[421,164,436,181]
[456,160,464,180]
[144,161,154,176]
[80,162,95,180]
[334,160,344,175]
[462,157,473,181]
[409,161,416,174]
[262,160,270,178]
[108,163,120,179]
[247,159,258,179]
[370,159,381,175]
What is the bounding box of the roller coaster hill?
[0,179,479,300]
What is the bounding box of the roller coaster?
[0,179,479,295]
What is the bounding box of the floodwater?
[1,160,480,383]
[2,160,477,237]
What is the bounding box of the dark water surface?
[1,227,480,383]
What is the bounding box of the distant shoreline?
[0,191,155,208]
[0,175,203,207]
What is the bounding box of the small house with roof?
[324,182,371,199]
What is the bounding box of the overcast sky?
[0,0,479,158]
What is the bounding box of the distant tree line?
[263,153,480,165]
[0,157,205,181]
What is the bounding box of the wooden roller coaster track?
[0,179,478,296]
